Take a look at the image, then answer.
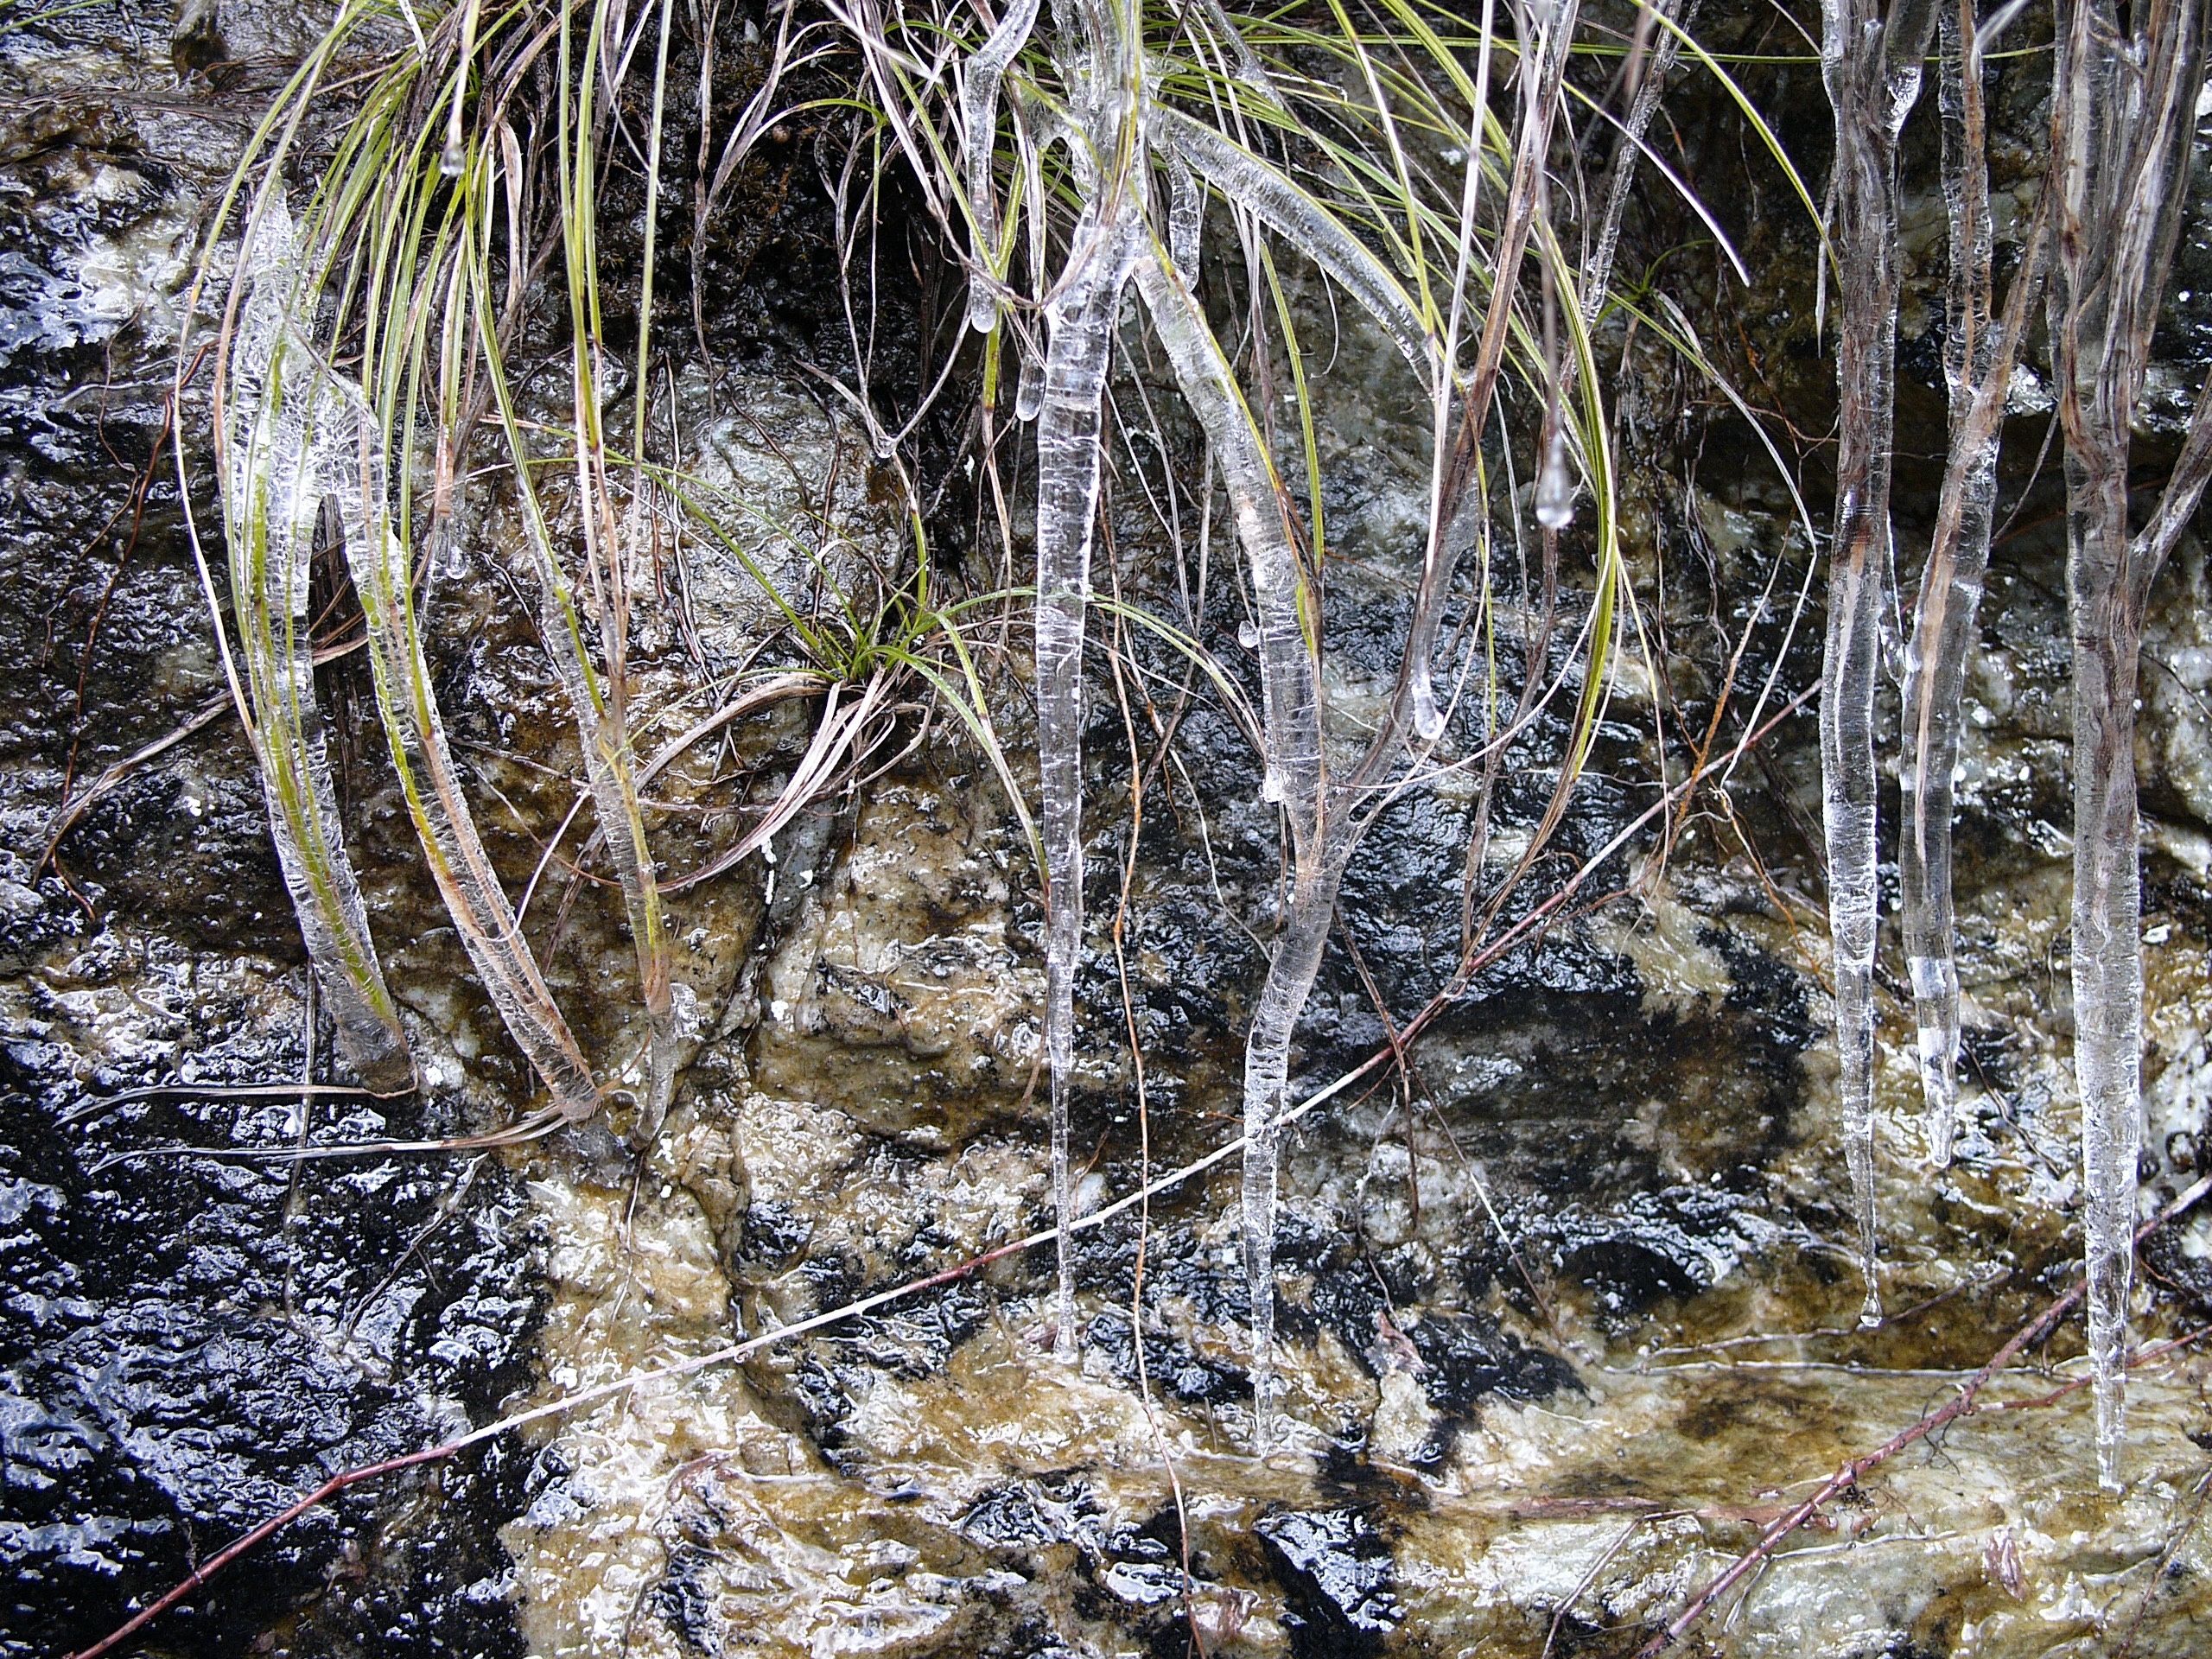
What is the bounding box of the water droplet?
[1237,620,1261,650]
[1015,354,1044,422]
[438,138,466,180]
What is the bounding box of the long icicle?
[1899,0,2012,1166]
[1134,242,1328,1444]
[219,197,413,1095]
[1033,0,1143,1354]
[2045,0,2209,1488]
[1816,0,1935,1325]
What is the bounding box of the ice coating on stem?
[232,193,602,1121]
[1136,246,1329,1442]
[2045,0,2207,1487]
[1151,106,1433,387]
[221,199,412,1094]
[328,395,599,1118]
[1167,158,1202,282]
[517,514,672,1119]
[960,0,1045,332]
[332,410,598,1115]
[1816,0,1932,1324]
[1581,0,1693,327]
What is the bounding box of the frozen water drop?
[1410,671,1445,741]
[1535,435,1575,530]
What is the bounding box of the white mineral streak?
[1135,244,1327,1443]
[1816,0,1931,1325]
[2045,0,2207,1486]
[221,196,412,1094]
[959,0,1045,332]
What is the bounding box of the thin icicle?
[220,198,412,1095]
[1135,245,1328,1444]
[1899,0,2022,1167]
[1016,351,1045,421]
[1581,0,1694,326]
[1035,196,1142,1359]
[1816,0,1934,1325]
[1028,0,1147,1363]
[2045,0,2208,1488]
[960,0,1046,332]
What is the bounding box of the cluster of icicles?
[951,0,1582,1441]
[1816,0,2212,1488]
[213,0,2212,1485]
[215,191,678,1141]
[982,0,2212,1476]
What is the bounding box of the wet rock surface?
[5,5,2212,1659]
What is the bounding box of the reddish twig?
[1637,1173,2212,1656]
[68,669,1820,1659]
[68,1444,457,1659]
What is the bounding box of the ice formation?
[221,195,413,1095]
[1815,0,1934,1324]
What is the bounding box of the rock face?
[7,7,2212,1659]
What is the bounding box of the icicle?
[1034,194,1142,1359]
[1136,245,1331,1444]
[220,197,413,1095]
[2044,0,2208,1489]
[1815,0,1935,1325]
[1899,0,2017,1167]
[1408,669,1445,742]
[960,0,1046,332]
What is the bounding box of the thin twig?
[1636,1173,2212,1657]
